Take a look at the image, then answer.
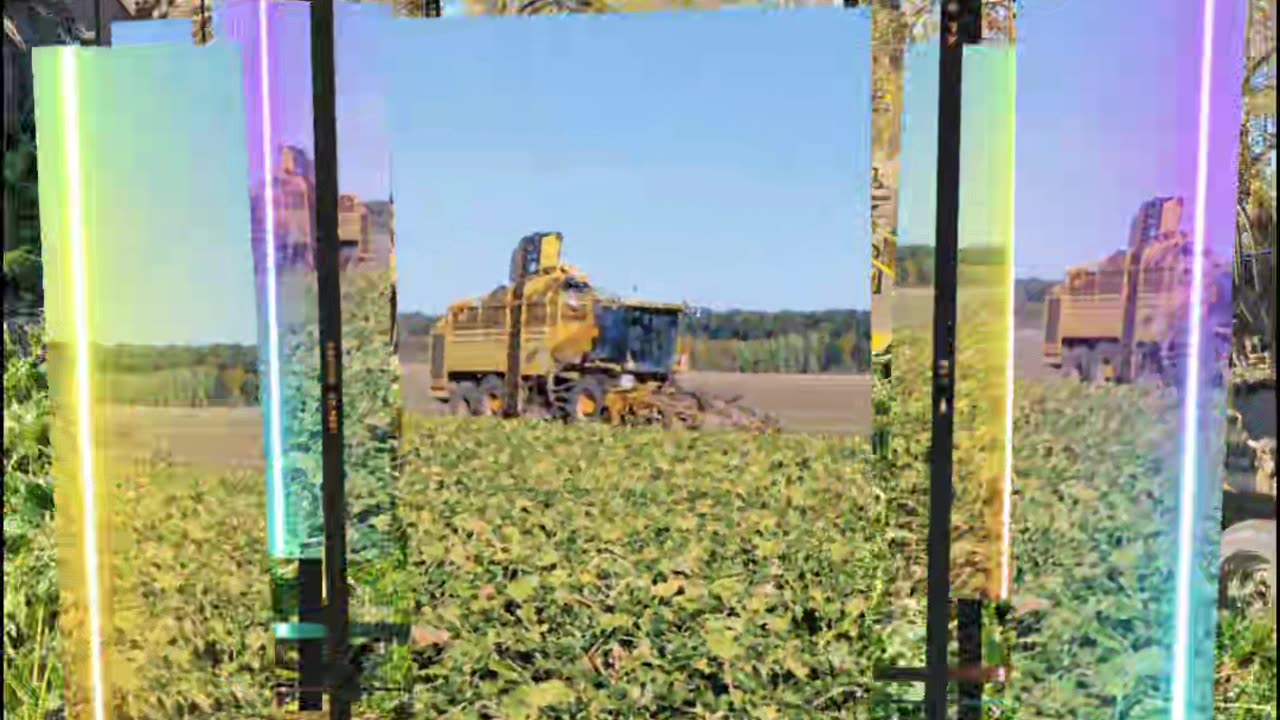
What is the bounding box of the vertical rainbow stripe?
[34,42,256,718]
[215,0,401,563]
[1171,0,1247,714]
[217,0,320,560]
[34,43,254,717]
[35,45,110,720]
[957,42,1016,602]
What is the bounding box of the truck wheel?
[564,377,605,422]
[1062,345,1092,382]
[1220,519,1276,609]
[1078,346,1099,383]
[1133,345,1162,386]
[449,381,480,416]
[1059,347,1081,379]
[478,375,507,417]
[1094,342,1121,384]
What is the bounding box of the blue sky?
[39,41,257,346]
[375,0,1244,314]
[1009,0,1245,279]
[382,9,873,314]
[114,0,1247,314]
[902,0,1242,282]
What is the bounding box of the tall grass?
[3,316,1275,718]
[4,324,62,719]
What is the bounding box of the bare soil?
[894,286,1056,381]
[92,291,1060,468]
[400,363,872,435]
[100,404,266,471]
[676,371,872,436]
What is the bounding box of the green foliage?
[896,245,1053,298]
[684,308,869,347]
[97,366,225,407]
[4,135,43,311]
[2,318,1275,718]
[882,324,1229,717]
[95,344,259,374]
[398,312,437,337]
[104,464,276,719]
[1214,611,1278,719]
[4,323,61,720]
[364,418,915,717]
[83,344,262,407]
[275,270,402,561]
[690,332,870,374]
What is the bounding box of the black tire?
[1133,344,1163,386]
[478,375,507,417]
[1220,519,1276,609]
[522,380,553,420]
[563,376,606,422]
[449,381,480,416]
[1078,345,1099,383]
[1094,341,1121,384]
[1062,345,1090,381]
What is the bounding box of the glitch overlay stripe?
[955,42,1015,604]
[34,41,257,712]
[33,43,257,718]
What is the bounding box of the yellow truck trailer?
[1043,197,1232,385]
[426,233,685,420]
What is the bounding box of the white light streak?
[1170,0,1216,715]
[62,46,109,720]
[259,0,287,556]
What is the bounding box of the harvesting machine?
[1042,197,1233,387]
[425,232,778,432]
[1043,196,1275,604]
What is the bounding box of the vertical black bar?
[309,0,351,718]
[93,0,103,45]
[298,559,325,710]
[957,598,984,720]
[504,241,527,418]
[1118,247,1145,383]
[927,2,981,719]
[1271,243,1277,375]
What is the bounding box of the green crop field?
[4,294,1275,718]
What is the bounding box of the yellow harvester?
[1043,197,1232,386]
[426,233,679,419]
[426,233,778,431]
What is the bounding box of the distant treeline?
[399,308,872,374]
[895,244,1009,287]
[89,344,260,407]
[680,308,871,374]
[895,244,1056,302]
[93,343,259,373]
[1018,278,1056,304]
[400,313,438,337]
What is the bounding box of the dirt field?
[101,404,266,471]
[95,292,1053,467]
[894,286,1056,381]
[94,368,871,472]
[401,362,872,436]
[677,371,872,435]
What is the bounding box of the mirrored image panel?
[34,42,269,717]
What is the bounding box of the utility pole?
[926,2,982,718]
[308,0,352,717]
[874,0,987,715]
